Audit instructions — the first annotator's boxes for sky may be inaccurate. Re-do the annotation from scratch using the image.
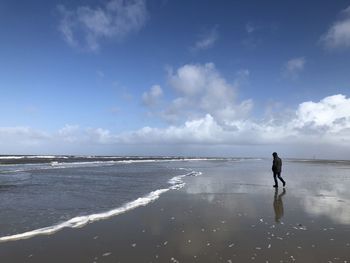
[1,0,350,158]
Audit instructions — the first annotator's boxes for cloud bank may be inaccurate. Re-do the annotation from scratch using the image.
[57,0,148,51]
[1,62,350,157]
[126,94,350,148]
[2,93,350,157]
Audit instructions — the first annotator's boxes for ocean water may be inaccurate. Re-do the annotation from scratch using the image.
[0,156,207,241]
[1,155,350,250]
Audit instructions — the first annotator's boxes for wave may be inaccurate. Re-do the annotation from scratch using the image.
[0,160,162,174]
[0,155,257,162]
[49,157,260,167]
[0,155,67,159]
[0,170,201,243]
[45,159,208,169]
[1,157,260,176]
[0,159,208,185]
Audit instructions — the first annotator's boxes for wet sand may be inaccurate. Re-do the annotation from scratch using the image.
[1,159,350,262]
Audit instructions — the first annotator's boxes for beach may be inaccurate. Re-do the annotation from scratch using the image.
[1,158,350,262]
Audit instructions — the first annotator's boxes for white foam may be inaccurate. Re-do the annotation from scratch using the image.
[41,158,226,169]
[50,160,118,168]
[1,157,256,175]
[47,159,174,169]
[0,155,63,159]
[0,156,26,159]
[1,158,208,179]
[0,170,199,243]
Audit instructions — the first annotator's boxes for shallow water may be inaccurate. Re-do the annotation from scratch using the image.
[0,158,189,237]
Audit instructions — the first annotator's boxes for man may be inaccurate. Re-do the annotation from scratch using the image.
[272,152,286,188]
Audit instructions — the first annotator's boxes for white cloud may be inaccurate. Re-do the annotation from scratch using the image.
[290,94,350,145]
[57,6,77,47]
[118,114,224,144]
[167,63,252,126]
[57,0,148,51]
[0,127,49,140]
[0,127,50,150]
[142,85,163,107]
[295,94,350,127]
[283,57,306,79]
[169,63,210,96]
[86,128,114,144]
[321,5,350,49]
[1,94,350,157]
[192,26,219,52]
[122,94,350,148]
[58,124,80,143]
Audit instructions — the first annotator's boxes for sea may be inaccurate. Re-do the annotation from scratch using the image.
[0,155,210,241]
[1,155,350,245]
[2,155,350,262]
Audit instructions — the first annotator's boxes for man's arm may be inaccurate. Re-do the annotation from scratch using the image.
[272,159,277,171]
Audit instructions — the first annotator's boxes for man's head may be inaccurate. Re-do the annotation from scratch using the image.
[272,152,278,158]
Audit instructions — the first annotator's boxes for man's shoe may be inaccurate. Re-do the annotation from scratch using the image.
[273,185,278,188]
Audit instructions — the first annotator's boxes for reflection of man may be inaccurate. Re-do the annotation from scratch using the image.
[272,152,286,188]
[273,188,286,223]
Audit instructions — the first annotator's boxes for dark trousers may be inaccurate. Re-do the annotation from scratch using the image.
[273,172,285,186]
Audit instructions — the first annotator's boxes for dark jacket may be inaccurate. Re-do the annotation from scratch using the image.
[272,156,282,173]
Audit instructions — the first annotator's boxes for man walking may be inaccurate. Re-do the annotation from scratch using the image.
[272,152,286,188]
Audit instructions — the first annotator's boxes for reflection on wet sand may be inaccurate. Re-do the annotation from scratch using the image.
[273,188,286,223]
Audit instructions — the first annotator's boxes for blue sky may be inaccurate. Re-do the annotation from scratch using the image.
[1,0,350,158]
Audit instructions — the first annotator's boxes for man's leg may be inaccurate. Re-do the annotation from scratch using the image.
[273,173,278,187]
[277,173,286,187]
